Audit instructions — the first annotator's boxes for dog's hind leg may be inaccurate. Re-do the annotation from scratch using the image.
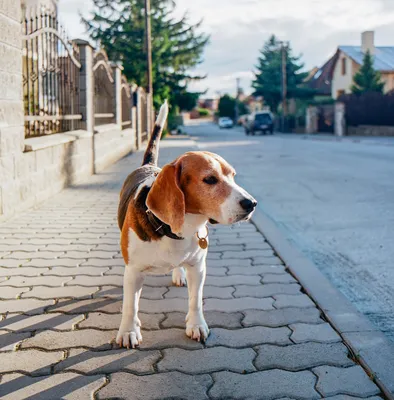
[116,266,144,349]
[172,267,187,287]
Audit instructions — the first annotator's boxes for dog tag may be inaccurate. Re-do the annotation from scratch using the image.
[198,237,208,250]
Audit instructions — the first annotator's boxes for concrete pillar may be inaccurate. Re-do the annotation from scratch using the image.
[305,106,318,134]
[0,0,25,217]
[112,63,123,130]
[75,39,94,134]
[136,88,142,150]
[335,102,346,137]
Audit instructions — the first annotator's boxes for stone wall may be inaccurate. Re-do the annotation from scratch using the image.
[347,125,394,136]
[0,0,140,222]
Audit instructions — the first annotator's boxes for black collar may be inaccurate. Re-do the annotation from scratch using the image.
[146,210,184,240]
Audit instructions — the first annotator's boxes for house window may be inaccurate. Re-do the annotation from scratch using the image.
[342,58,347,75]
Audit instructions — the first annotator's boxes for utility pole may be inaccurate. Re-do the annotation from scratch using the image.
[280,41,288,133]
[144,0,153,132]
[234,77,240,123]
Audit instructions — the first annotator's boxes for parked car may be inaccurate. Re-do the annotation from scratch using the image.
[244,112,274,135]
[218,117,234,129]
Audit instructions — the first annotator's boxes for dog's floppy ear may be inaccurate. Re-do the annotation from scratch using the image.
[146,162,185,235]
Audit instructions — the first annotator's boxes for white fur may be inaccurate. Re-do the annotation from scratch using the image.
[116,214,209,348]
[156,100,169,129]
[134,175,156,200]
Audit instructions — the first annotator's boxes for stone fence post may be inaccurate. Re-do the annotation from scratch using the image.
[135,88,142,150]
[335,102,346,137]
[75,39,94,134]
[112,63,123,130]
[0,0,25,218]
[305,106,318,134]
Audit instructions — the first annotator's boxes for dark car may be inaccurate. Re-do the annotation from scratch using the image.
[245,112,274,135]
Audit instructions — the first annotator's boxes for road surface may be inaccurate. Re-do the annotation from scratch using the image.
[186,121,394,342]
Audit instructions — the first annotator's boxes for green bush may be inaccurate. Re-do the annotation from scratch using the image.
[198,108,210,117]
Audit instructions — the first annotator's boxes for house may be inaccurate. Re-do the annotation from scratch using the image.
[305,53,339,100]
[198,98,219,111]
[22,0,58,15]
[331,31,394,99]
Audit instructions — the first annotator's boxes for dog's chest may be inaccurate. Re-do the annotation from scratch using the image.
[127,229,205,272]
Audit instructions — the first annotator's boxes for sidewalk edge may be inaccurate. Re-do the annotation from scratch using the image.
[251,208,394,399]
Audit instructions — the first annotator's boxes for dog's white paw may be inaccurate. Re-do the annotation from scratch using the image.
[116,326,142,349]
[186,313,209,342]
[172,267,187,287]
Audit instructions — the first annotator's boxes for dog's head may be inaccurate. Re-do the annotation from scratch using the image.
[146,151,257,235]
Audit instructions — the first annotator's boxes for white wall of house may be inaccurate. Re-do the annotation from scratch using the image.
[331,51,360,99]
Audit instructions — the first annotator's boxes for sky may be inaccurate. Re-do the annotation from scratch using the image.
[59,0,394,97]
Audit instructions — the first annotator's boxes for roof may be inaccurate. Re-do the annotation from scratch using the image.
[305,52,339,96]
[339,46,394,71]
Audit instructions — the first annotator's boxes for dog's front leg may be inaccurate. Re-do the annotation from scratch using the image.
[185,260,209,342]
[116,266,144,349]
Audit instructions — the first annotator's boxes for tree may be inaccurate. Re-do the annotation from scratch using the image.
[218,94,235,119]
[252,35,313,113]
[351,51,384,95]
[82,0,209,110]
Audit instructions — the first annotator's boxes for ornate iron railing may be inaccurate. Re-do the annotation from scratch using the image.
[22,11,82,138]
[93,49,115,126]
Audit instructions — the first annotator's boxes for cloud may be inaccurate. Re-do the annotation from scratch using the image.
[58,0,394,96]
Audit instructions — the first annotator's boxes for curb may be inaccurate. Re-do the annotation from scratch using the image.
[251,207,394,399]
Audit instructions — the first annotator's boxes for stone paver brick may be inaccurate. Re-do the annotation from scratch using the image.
[45,244,95,252]
[228,265,285,275]
[68,275,123,286]
[24,259,83,268]
[0,267,46,277]
[206,275,261,286]
[1,276,72,287]
[262,273,297,283]
[206,326,291,348]
[210,244,244,252]
[139,298,188,313]
[61,251,118,259]
[204,297,274,312]
[0,350,64,375]
[104,266,124,275]
[0,245,42,252]
[208,258,252,268]
[22,286,99,299]
[206,252,221,260]
[274,294,315,308]
[162,311,243,329]
[243,307,323,327]
[165,285,234,299]
[0,286,31,299]
[80,258,124,267]
[234,283,301,298]
[144,275,172,287]
[0,259,30,268]
[78,312,164,330]
[42,266,110,276]
[3,251,65,260]
[0,331,31,351]
[324,396,382,400]
[0,299,54,314]
[290,323,342,343]
[0,313,84,332]
[206,267,228,276]
[54,348,161,374]
[210,370,319,400]
[255,342,354,371]
[93,286,123,298]
[47,298,122,314]
[0,372,106,400]
[97,372,212,400]
[313,365,380,397]
[244,242,272,250]
[253,256,283,265]
[222,250,274,259]
[158,346,256,373]
[21,329,115,350]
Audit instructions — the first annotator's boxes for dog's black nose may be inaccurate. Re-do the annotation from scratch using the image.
[240,198,257,212]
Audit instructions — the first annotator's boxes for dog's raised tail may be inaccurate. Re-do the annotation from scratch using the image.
[142,100,169,166]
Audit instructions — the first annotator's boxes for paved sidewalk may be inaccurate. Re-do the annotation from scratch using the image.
[0,139,382,399]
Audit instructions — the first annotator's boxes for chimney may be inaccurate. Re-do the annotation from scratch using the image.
[362,31,375,55]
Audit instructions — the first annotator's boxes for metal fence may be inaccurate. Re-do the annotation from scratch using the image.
[93,50,115,127]
[22,11,83,137]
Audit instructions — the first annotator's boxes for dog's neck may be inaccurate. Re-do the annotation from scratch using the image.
[182,214,208,238]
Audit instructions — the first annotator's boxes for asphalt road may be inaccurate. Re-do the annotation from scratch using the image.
[185,121,394,342]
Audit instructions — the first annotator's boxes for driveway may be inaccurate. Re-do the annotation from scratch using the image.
[187,121,394,342]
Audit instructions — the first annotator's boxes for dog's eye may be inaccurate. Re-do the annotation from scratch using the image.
[203,176,218,185]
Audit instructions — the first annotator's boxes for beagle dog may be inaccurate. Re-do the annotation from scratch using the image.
[116,101,257,348]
